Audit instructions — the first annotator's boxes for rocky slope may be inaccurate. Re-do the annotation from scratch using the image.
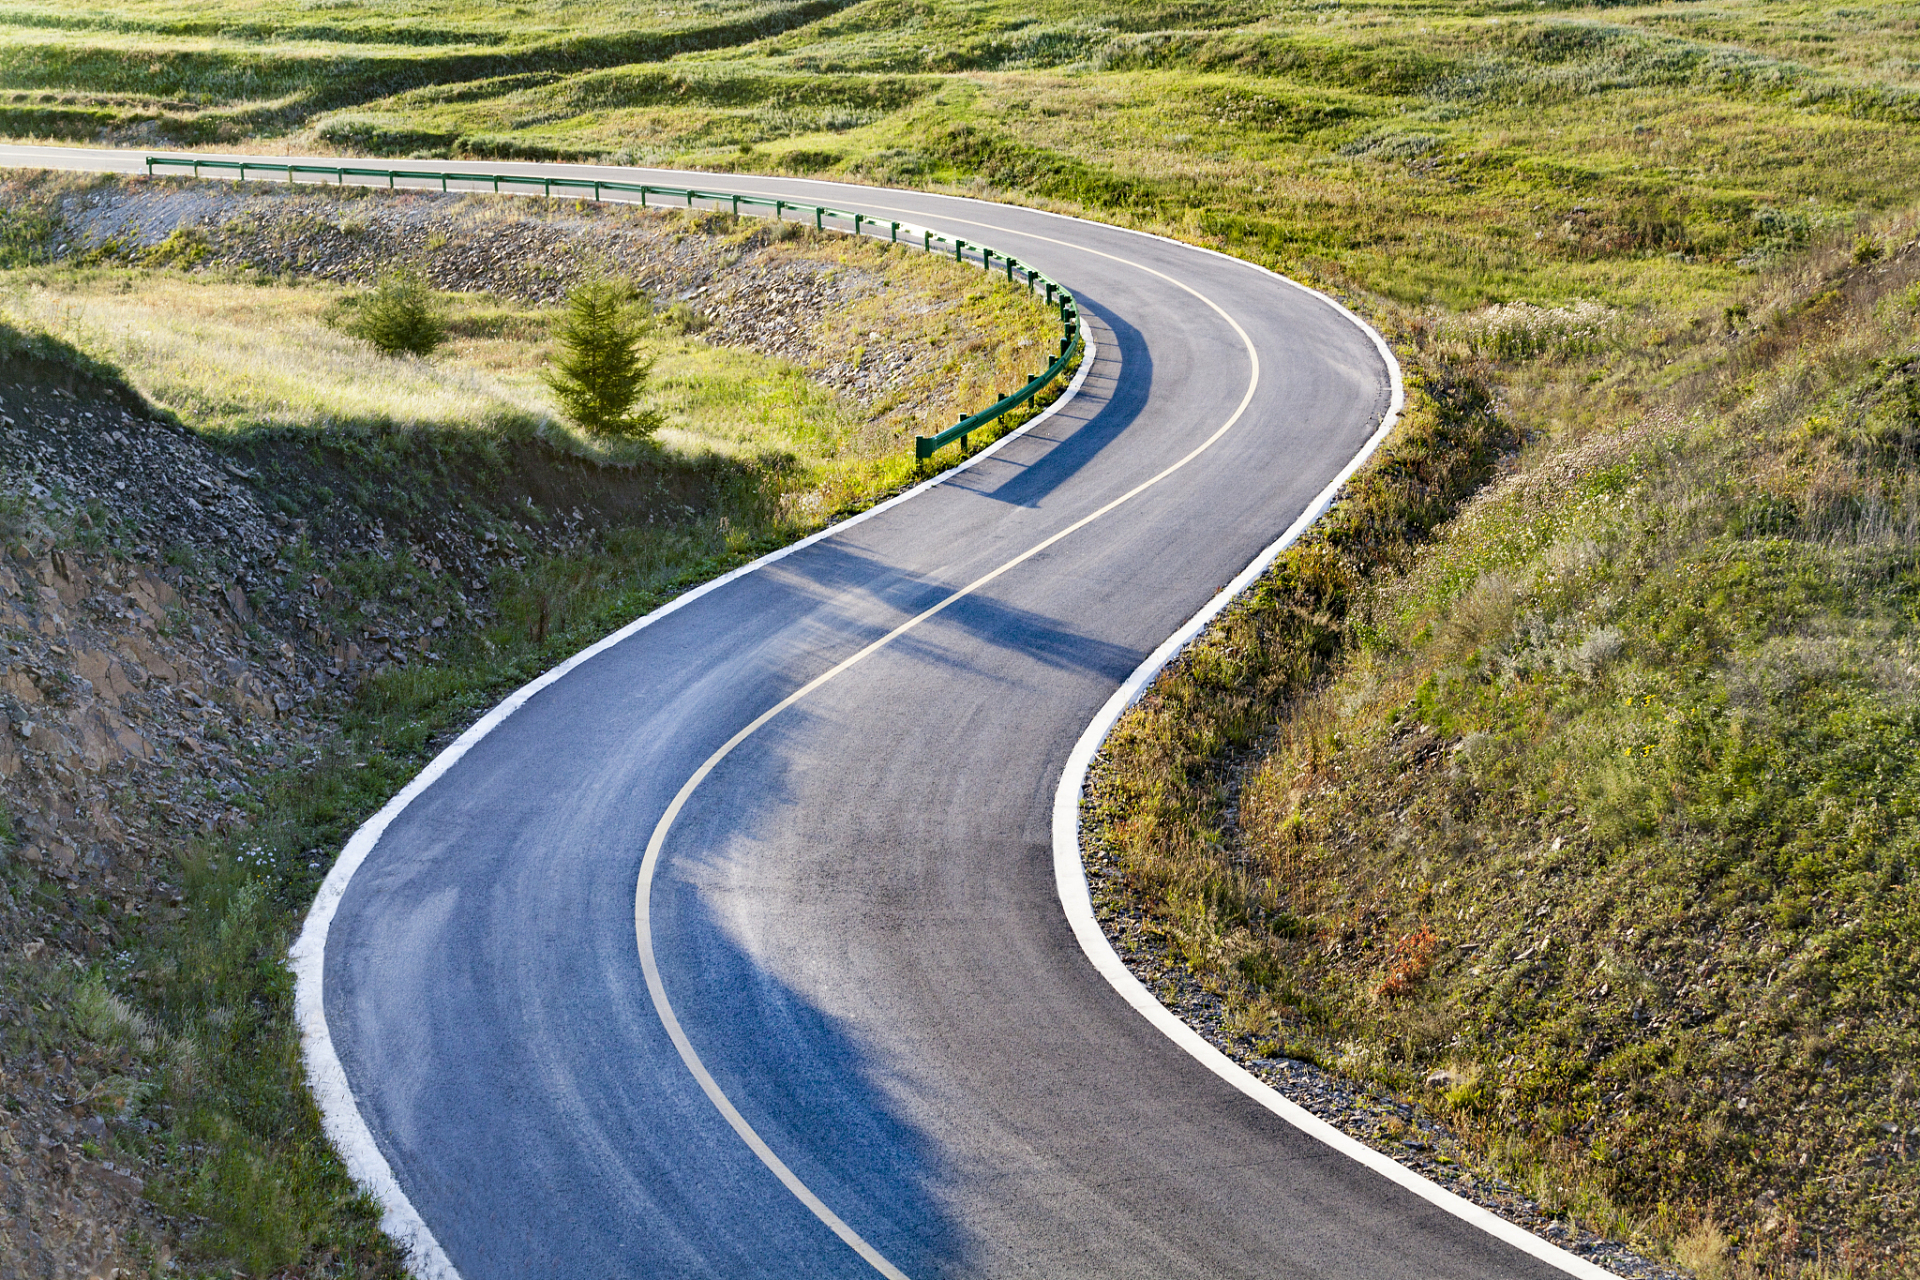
[0,350,325,1277]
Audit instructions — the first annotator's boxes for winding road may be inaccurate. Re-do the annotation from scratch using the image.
[2,145,1602,1280]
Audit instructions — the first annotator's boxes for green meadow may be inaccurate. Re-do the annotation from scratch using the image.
[5,0,1920,318]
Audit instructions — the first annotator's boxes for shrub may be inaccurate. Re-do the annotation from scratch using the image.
[1458,300,1616,361]
[0,202,60,268]
[143,226,211,270]
[659,300,709,335]
[342,269,446,357]
[1374,925,1439,1000]
[544,280,663,440]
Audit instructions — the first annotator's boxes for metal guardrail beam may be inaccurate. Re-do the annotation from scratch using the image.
[143,154,1082,463]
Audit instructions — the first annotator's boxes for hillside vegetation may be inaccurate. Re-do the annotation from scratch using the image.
[7,0,1920,310]
[7,0,1920,1275]
[1092,218,1920,1277]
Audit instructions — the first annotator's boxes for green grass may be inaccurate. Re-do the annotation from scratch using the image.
[8,0,1920,317]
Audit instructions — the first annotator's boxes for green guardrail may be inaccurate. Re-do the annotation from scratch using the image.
[144,155,1082,463]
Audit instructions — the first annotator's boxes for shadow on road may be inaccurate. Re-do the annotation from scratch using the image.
[653,841,975,1278]
[749,536,1143,685]
[945,303,1150,509]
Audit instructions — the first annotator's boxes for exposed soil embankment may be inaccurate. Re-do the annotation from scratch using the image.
[0,355,326,1276]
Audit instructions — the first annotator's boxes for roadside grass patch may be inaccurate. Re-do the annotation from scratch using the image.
[1087,223,1920,1273]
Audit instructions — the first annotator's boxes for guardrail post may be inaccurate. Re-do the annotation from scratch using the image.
[687,189,695,208]
[593,181,602,201]
[1006,255,1015,282]
[891,221,899,243]
[775,199,783,219]
[923,230,931,252]
[982,248,992,272]
[955,238,964,262]
[814,206,823,230]
[854,213,864,237]
[732,194,740,216]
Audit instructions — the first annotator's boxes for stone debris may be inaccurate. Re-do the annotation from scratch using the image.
[0,517,302,1268]
[0,356,412,1277]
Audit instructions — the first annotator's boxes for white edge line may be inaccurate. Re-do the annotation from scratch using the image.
[1048,297,1615,1280]
[285,327,1097,1278]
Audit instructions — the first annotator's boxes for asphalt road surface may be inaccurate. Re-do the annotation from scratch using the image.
[2,145,1587,1280]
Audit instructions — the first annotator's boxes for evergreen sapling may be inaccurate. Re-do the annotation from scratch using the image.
[545,280,664,440]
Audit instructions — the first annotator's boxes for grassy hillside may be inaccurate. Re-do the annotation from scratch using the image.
[7,0,1920,1274]
[6,0,1920,312]
[1088,218,1920,1276]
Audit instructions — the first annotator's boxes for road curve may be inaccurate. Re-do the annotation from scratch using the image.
[2,145,1591,1280]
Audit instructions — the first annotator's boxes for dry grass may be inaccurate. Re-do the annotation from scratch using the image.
[0,277,550,434]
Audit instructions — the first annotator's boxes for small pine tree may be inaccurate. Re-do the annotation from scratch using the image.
[544,280,664,440]
[344,268,446,357]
